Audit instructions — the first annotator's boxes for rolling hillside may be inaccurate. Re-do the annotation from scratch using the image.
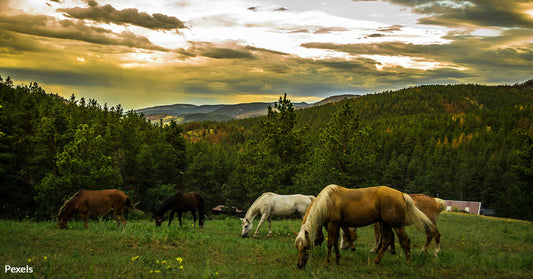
[136,101,310,123]
[137,95,360,124]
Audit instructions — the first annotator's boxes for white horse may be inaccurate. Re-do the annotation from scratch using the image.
[241,192,315,238]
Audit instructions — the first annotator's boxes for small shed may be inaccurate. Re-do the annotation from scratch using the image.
[444,200,482,215]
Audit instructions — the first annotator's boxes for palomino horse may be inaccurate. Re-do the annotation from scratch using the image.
[340,194,446,256]
[241,193,315,238]
[57,189,143,229]
[295,185,436,269]
[154,192,205,227]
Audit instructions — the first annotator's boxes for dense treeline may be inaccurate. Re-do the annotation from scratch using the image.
[1,76,532,220]
[0,77,187,219]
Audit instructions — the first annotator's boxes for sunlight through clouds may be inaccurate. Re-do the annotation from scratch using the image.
[0,0,531,109]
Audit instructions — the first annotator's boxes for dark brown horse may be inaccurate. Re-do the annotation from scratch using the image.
[154,192,205,227]
[340,194,446,256]
[295,185,436,269]
[56,189,143,229]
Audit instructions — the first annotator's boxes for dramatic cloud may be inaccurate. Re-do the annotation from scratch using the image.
[0,14,167,51]
[58,1,186,30]
[0,0,531,109]
[353,0,533,28]
[302,28,533,82]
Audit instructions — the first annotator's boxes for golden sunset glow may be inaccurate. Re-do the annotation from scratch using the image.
[0,0,532,109]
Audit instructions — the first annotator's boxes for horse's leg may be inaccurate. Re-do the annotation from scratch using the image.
[81,213,89,229]
[254,214,269,237]
[191,210,197,227]
[267,219,272,237]
[374,222,393,264]
[326,222,341,265]
[315,227,325,246]
[433,227,441,256]
[177,211,182,226]
[119,210,127,228]
[340,226,355,251]
[392,227,411,263]
[339,227,346,250]
[370,222,380,253]
[168,211,175,226]
[198,205,205,228]
[422,228,432,253]
[350,227,357,251]
[390,230,396,254]
[114,212,121,228]
[115,211,126,228]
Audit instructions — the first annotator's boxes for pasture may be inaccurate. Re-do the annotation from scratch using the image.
[0,213,531,278]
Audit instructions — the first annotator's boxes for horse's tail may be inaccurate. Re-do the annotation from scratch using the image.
[434,198,447,212]
[403,193,436,234]
[126,197,144,215]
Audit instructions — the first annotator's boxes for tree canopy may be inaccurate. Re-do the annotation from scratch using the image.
[1,76,532,220]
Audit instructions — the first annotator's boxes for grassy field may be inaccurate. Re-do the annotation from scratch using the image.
[0,212,531,278]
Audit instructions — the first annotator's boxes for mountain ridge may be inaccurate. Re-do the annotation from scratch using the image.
[137,94,360,124]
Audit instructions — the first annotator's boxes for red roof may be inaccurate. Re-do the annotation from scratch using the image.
[444,200,482,215]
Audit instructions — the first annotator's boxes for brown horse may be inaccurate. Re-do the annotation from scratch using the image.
[57,189,143,229]
[340,194,446,256]
[153,192,205,227]
[295,185,436,269]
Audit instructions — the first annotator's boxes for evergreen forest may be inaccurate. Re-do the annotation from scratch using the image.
[1,76,532,221]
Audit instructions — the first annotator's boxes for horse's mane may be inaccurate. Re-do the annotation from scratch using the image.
[296,185,338,247]
[245,192,274,221]
[434,198,447,212]
[58,190,83,217]
[155,193,182,215]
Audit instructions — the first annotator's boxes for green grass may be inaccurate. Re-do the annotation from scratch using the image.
[0,213,531,278]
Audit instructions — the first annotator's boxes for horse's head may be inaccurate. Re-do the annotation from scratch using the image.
[57,214,68,229]
[153,210,164,227]
[295,230,311,269]
[240,218,253,238]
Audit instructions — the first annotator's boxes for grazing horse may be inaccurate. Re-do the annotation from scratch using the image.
[241,193,315,238]
[295,185,436,269]
[154,192,205,227]
[56,189,143,229]
[340,194,446,256]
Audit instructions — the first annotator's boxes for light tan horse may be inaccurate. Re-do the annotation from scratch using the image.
[340,194,446,256]
[57,189,143,229]
[295,185,436,269]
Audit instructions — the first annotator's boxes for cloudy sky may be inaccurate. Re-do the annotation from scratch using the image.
[1,0,532,109]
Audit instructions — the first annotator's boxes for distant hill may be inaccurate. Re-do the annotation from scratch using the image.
[312,94,360,106]
[137,101,312,124]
